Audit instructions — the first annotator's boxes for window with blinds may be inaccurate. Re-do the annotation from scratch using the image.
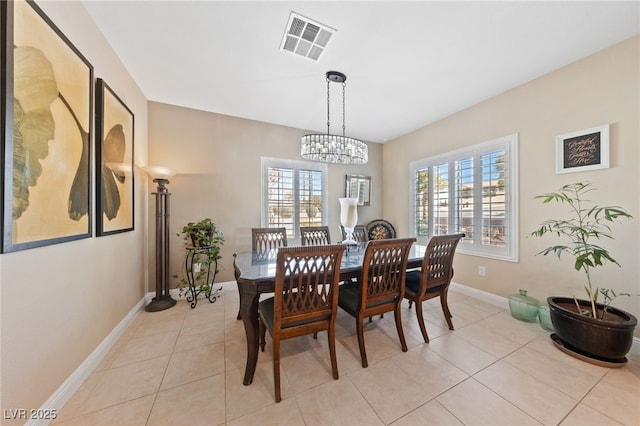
[415,169,429,236]
[262,158,327,239]
[455,156,474,242]
[409,134,518,262]
[481,150,507,248]
[433,163,449,236]
[298,169,323,228]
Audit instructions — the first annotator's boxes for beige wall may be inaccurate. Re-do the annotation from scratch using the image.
[148,102,383,285]
[2,3,637,416]
[383,36,640,330]
[1,1,149,416]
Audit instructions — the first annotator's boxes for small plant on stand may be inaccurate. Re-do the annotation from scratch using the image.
[173,218,224,308]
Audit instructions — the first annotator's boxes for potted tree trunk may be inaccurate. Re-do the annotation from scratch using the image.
[531,182,636,365]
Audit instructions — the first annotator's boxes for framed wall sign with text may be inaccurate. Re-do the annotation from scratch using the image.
[556,124,610,174]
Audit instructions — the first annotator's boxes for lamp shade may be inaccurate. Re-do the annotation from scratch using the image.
[143,165,176,180]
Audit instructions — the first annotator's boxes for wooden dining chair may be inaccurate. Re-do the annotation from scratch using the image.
[300,226,332,245]
[405,233,464,343]
[252,227,288,252]
[338,237,416,367]
[236,227,289,320]
[340,224,368,244]
[258,244,346,402]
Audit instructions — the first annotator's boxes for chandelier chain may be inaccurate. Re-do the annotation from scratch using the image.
[342,82,346,137]
[326,78,331,135]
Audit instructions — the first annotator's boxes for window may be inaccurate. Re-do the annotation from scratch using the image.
[262,157,327,239]
[410,134,518,261]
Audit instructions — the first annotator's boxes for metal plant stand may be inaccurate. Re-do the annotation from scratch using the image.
[184,246,222,309]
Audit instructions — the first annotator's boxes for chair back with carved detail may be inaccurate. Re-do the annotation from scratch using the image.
[252,227,288,253]
[258,244,346,402]
[235,227,289,320]
[300,226,332,245]
[340,225,368,243]
[404,233,464,343]
[338,237,415,367]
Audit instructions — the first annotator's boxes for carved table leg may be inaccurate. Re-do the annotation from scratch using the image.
[236,281,242,320]
[239,280,260,385]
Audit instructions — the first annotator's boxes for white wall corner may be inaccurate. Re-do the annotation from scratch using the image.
[26,298,146,426]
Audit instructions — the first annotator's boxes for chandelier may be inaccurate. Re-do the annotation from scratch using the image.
[301,71,368,164]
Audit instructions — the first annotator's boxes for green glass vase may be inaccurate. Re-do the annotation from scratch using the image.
[508,289,540,322]
[537,304,554,331]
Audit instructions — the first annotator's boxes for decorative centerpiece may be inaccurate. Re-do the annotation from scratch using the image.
[339,197,359,245]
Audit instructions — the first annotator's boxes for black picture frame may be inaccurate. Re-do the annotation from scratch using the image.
[1,0,94,252]
[555,124,610,174]
[95,78,134,236]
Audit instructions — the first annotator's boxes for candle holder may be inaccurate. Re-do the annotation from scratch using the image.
[339,197,359,245]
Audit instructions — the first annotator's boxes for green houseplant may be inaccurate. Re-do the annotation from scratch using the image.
[531,182,636,363]
[174,218,224,308]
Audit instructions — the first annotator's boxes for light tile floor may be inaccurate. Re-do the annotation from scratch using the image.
[54,285,640,426]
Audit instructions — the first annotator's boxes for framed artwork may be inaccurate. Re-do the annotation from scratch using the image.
[556,124,610,174]
[95,78,134,236]
[345,174,371,206]
[1,0,93,252]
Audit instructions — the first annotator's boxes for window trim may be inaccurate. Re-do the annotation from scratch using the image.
[261,157,328,239]
[409,134,519,262]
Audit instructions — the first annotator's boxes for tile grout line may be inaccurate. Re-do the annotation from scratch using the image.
[145,307,188,424]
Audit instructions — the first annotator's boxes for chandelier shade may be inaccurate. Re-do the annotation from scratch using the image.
[301,71,368,164]
[301,134,368,164]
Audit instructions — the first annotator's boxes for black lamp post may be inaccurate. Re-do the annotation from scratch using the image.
[144,166,177,312]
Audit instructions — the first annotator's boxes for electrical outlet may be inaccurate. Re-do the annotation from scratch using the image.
[478,266,486,276]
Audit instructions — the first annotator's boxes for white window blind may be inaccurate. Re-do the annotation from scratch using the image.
[410,134,518,261]
[262,158,327,239]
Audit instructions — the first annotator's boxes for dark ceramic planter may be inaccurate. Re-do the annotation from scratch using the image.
[189,226,214,247]
[548,297,637,363]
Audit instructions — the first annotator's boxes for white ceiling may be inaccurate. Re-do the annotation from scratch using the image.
[82,1,639,143]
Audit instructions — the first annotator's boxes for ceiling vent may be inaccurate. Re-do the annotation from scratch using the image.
[280,12,335,61]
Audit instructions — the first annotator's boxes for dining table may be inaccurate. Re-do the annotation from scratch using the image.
[233,243,428,385]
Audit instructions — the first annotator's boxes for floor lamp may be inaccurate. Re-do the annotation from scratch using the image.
[144,166,177,312]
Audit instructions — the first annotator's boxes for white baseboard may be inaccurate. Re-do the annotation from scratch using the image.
[450,281,510,310]
[27,298,146,426]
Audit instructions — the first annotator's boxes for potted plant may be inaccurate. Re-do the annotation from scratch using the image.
[174,218,224,308]
[531,182,636,364]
